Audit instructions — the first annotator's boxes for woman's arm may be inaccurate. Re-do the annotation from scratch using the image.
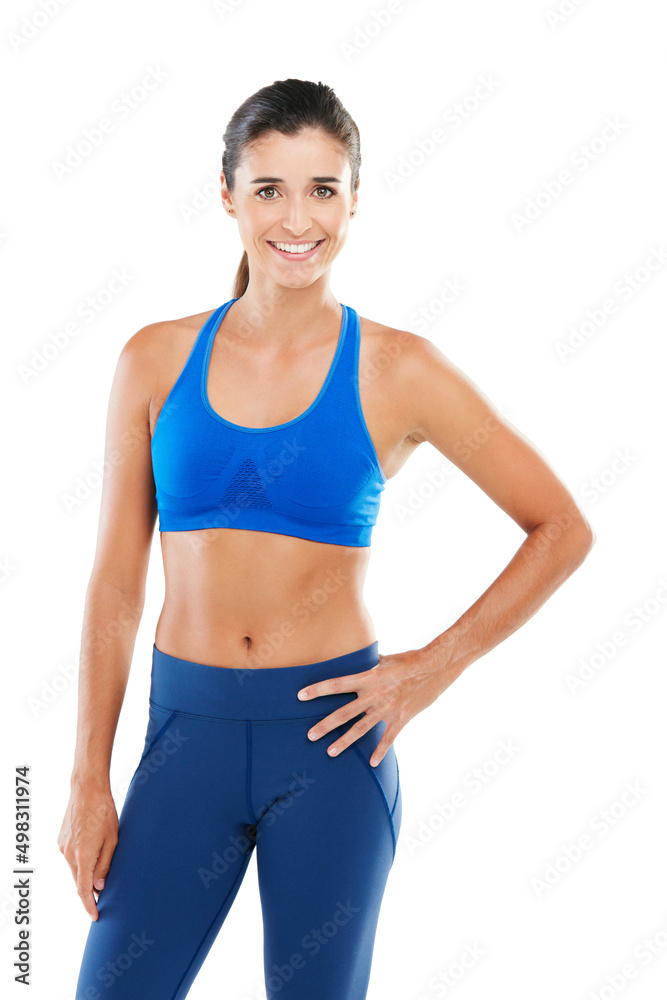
[58,324,159,919]
[401,334,596,690]
[293,330,596,766]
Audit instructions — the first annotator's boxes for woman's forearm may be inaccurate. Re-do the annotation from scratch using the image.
[419,517,595,692]
[70,578,145,790]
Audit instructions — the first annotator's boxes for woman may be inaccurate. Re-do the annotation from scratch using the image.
[59,78,595,999]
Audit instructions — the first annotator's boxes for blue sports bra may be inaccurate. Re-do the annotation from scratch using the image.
[150,298,387,546]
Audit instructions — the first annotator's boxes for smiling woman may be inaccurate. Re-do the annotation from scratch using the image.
[61,77,595,1000]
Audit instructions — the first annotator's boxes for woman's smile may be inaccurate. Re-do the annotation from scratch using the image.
[266,238,326,259]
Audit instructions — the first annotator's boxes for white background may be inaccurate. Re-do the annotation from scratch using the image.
[2,1,666,998]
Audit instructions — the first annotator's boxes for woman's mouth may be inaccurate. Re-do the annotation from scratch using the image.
[267,239,325,260]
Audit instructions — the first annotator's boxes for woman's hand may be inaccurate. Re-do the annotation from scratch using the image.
[297,646,451,766]
[57,779,119,921]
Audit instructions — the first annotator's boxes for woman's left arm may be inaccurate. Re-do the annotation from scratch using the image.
[404,334,596,695]
[298,334,596,764]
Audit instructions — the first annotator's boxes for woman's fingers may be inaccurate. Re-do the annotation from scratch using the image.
[309,712,378,756]
[367,728,398,767]
[93,834,118,892]
[76,856,101,920]
[297,667,377,702]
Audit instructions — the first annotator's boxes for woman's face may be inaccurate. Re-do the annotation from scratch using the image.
[222,127,357,289]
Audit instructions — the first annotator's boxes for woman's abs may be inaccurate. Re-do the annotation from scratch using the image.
[155,529,376,668]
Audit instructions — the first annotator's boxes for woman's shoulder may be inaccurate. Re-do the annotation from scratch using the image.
[114,307,218,430]
[121,306,216,359]
[357,311,456,385]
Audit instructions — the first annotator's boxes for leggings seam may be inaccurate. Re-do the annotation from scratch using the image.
[139,711,179,764]
[390,754,400,817]
[170,844,255,1000]
[149,698,328,726]
[246,722,259,825]
[350,743,397,861]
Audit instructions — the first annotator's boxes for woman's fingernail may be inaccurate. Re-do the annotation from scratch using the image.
[94,879,105,889]
[297,690,308,700]
[328,747,338,756]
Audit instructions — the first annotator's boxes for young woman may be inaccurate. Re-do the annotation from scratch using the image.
[59,78,595,999]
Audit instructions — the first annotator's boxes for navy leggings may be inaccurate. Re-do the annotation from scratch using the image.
[75,640,402,999]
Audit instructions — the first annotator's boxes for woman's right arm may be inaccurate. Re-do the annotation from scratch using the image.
[57,324,160,920]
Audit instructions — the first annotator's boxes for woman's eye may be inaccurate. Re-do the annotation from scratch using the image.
[257,186,335,200]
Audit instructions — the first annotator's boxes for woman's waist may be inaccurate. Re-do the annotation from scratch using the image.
[154,597,376,669]
[148,638,380,720]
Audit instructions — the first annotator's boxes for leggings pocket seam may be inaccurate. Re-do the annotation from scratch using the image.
[350,743,397,861]
[140,710,179,764]
[390,755,400,818]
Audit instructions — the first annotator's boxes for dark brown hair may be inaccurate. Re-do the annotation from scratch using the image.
[221,79,361,298]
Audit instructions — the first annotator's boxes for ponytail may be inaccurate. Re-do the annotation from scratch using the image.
[232,250,249,298]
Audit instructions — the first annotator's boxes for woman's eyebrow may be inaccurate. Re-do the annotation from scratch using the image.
[249,175,342,184]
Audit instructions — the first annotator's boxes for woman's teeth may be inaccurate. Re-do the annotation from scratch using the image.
[268,240,323,254]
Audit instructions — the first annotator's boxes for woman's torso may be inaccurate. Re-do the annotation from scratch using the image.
[148,297,418,669]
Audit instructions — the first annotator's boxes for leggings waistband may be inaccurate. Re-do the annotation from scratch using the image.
[149,641,379,721]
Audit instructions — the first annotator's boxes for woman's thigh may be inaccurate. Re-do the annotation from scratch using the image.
[251,716,402,1000]
[74,706,257,1000]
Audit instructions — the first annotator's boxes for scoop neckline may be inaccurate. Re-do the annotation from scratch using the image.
[200,298,348,434]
